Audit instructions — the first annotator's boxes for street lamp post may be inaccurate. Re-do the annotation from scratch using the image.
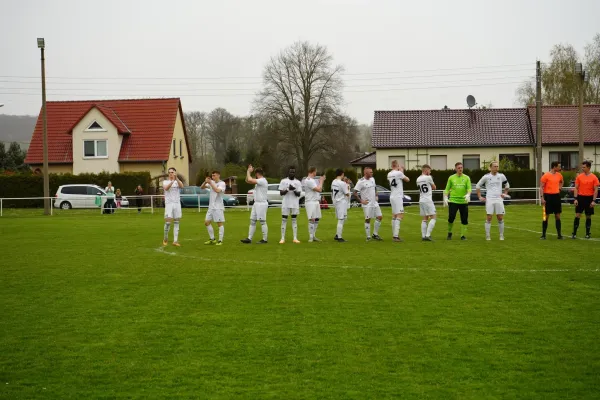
[38,37,50,215]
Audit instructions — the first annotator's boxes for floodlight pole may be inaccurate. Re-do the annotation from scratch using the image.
[39,38,50,215]
[535,60,542,203]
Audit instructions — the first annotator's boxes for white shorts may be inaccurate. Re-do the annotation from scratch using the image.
[282,207,300,216]
[363,205,382,219]
[390,198,404,215]
[205,208,225,223]
[251,202,268,221]
[419,201,437,217]
[486,200,505,215]
[164,203,182,219]
[334,203,347,220]
[305,201,322,220]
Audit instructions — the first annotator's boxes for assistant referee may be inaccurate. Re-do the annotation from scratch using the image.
[572,160,599,239]
[540,161,564,239]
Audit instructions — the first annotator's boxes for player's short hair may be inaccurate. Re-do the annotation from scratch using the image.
[308,166,317,174]
[364,166,372,171]
[255,167,264,176]
[550,161,560,169]
[391,160,398,167]
[582,160,592,168]
[168,167,176,173]
[489,161,499,168]
[335,168,344,177]
[455,162,463,167]
[288,166,296,171]
[211,170,220,175]
[422,164,431,170]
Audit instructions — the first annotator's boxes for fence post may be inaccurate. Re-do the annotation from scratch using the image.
[1,198,2,217]
[151,195,154,214]
[50,197,53,216]
[198,195,200,213]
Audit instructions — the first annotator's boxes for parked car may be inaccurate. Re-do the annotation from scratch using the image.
[469,184,511,206]
[562,179,600,204]
[247,183,305,206]
[350,185,412,207]
[54,184,129,209]
[180,186,239,208]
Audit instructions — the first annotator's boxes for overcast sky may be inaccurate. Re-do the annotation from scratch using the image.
[1,0,599,124]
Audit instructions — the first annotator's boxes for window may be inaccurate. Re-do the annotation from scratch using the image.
[61,186,87,195]
[388,156,405,168]
[462,155,480,170]
[429,155,447,170]
[179,140,183,158]
[83,140,107,158]
[85,121,105,131]
[268,184,279,191]
[500,154,530,169]
[86,186,103,195]
[549,151,578,170]
[173,139,176,157]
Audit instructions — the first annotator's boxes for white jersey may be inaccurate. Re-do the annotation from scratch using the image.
[416,175,435,203]
[279,178,302,209]
[387,170,406,199]
[253,177,268,203]
[303,177,321,202]
[208,180,227,210]
[331,179,349,204]
[476,173,509,200]
[162,180,181,205]
[354,177,377,206]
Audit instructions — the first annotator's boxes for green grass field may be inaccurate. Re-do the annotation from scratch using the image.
[1,204,599,399]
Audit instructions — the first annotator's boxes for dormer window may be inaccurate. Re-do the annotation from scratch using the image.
[86,120,106,131]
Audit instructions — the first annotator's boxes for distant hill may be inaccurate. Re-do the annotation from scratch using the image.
[0,114,37,150]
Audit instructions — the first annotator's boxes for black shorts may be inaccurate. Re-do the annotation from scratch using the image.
[543,194,562,214]
[575,196,595,215]
[448,202,469,225]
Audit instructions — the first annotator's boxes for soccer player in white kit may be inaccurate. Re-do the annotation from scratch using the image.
[201,170,227,246]
[387,160,410,242]
[302,166,326,242]
[416,164,437,241]
[162,167,184,246]
[331,168,350,242]
[278,166,302,244]
[241,165,269,244]
[353,167,383,241]
[476,161,510,240]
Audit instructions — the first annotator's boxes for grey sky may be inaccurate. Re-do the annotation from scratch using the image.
[1,0,599,124]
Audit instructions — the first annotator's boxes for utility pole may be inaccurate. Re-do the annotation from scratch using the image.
[38,38,50,215]
[535,60,542,203]
[575,62,588,170]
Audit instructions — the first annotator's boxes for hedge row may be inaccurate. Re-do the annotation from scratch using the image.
[0,172,152,208]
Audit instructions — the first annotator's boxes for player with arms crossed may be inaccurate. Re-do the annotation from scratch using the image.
[201,170,227,245]
[476,161,510,240]
[354,167,383,241]
[162,167,184,246]
[278,166,302,244]
[416,164,437,241]
[302,167,326,242]
[331,168,350,242]
[540,161,564,239]
[571,160,599,239]
[387,160,410,242]
[444,162,472,240]
[241,165,269,244]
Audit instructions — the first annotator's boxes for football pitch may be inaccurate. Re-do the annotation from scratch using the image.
[1,204,599,399]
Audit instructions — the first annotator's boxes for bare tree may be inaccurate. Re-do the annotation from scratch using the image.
[206,108,240,165]
[254,41,344,173]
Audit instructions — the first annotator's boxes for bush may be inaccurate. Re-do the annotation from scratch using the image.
[0,171,151,208]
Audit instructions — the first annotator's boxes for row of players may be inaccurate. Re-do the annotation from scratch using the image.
[161,159,539,246]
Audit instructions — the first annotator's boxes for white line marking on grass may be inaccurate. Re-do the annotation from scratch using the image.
[503,225,600,241]
[153,247,598,273]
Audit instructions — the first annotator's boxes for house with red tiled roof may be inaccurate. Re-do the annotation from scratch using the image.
[528,105,600,170]
[349,151,376,174]
[24,98,191,180]
[371,106,600,172]
[372,108,534,171]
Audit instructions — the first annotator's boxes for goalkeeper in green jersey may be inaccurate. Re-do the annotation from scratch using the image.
[443,162,472,240]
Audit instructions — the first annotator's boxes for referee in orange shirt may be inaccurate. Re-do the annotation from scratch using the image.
[540,161,564,239]
[572,160,599,239]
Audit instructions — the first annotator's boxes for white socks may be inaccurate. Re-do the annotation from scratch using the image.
[337,219,345,238]
[426,219,436,237]
[374,219,381,235]
[218,226,224,241]
[173,221,179,242]
[392,218,400,238]
[206,225,215,240]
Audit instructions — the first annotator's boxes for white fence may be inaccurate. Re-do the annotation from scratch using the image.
[0,188,555,217]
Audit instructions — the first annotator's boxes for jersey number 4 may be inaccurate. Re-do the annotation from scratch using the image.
[419,184,429,193]
[390,179,397,188]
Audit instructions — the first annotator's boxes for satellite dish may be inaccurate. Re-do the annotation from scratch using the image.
[467,95,477,109]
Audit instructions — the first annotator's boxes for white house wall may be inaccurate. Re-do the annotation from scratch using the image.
[72,108,122,174]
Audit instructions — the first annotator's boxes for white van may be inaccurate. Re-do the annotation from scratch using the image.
[54,184,128,209]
